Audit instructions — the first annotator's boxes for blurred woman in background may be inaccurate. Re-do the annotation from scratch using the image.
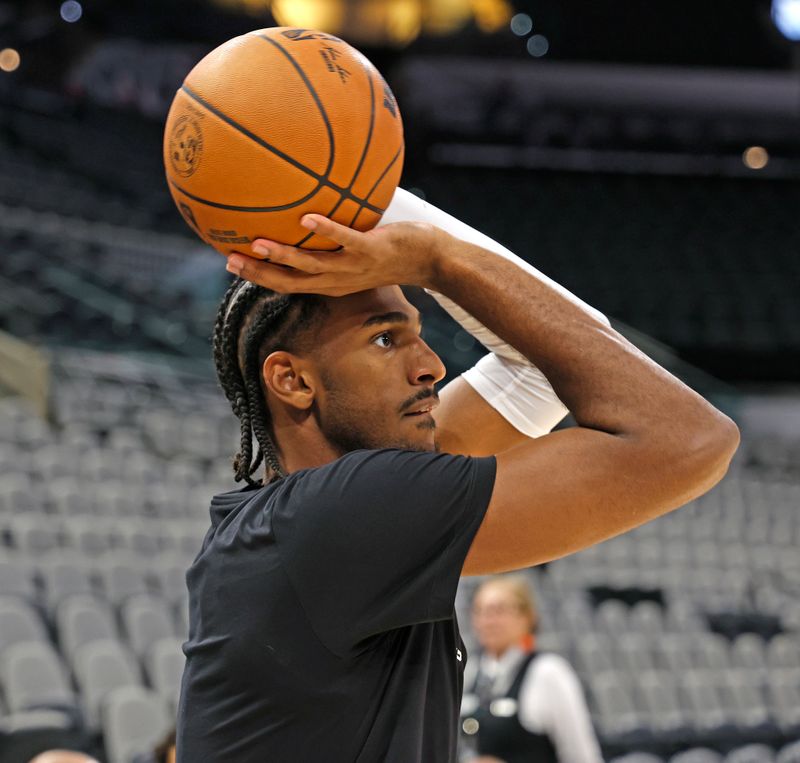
[461,575,603,763]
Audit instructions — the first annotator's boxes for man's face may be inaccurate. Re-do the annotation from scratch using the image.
[309,286,447,455]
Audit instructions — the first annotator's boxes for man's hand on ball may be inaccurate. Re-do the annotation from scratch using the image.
[225,215,446,296]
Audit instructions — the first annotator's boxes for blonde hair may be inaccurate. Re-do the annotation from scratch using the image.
[474,574,538,632]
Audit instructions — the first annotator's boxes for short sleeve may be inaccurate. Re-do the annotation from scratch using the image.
[272,449,496,656]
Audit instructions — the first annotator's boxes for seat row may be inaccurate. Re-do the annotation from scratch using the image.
[0,552,190,611]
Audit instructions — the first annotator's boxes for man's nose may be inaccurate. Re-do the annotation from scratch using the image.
[411,339,446,384]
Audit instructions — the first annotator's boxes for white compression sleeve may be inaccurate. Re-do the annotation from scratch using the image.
[378,188,611,437]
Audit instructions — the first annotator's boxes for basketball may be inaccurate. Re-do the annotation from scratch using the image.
[163,27,404,255]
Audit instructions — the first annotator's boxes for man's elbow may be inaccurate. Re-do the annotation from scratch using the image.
[682,411,740,490]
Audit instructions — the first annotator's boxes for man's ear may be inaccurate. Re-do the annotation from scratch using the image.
[262,351,315,411]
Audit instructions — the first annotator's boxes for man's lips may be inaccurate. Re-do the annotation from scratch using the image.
[403,399,440,416]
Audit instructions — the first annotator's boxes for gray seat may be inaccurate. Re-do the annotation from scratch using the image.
[767,634,800,670]
[719,670,770,728]
[0,641,77,714]
[62,517,114,555]
[575,633,615,675]
[616,632,656,672]
[655,634,694,673]
[94,553,151,605]
[56,594,118,661]
[777,740,800,763]
[730,633,767,672]
[0,707,75,732]
[628,600,665,635]
[121,594,174,658]
[152,560,187,606]
[0,559,37,601]
[38,551,95,609]
[145,636,185,713]
[693,633,731,671]
[73,638,142,730]
[669,749,723,763]
[102,685,172,763]
[0,597,48,653]
[724,745,775,763]
[112,519,162,557]
[610,755,664,763]
[679,671,728,731]
[635,670,687,732]
[7,514,60,553]
[589,670,642,736]
[174,597,189,639]
[48,475,94,516]
[594,599,629,635]
[766,668,800,731]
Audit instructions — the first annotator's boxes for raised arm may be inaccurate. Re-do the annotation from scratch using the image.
[225,216,740,575]
[423,235,739,573]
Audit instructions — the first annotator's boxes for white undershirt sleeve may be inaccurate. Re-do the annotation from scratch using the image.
[517,654,604,763]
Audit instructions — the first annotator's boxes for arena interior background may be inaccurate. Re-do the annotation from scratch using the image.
[0,1,799,762]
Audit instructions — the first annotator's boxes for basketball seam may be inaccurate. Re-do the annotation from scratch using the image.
[255,34,336,182]
[292,66,377,248]
[181,84,325,186]
[349,144,404,229]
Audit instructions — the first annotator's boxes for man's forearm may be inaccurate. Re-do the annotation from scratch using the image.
[427,234,729,440]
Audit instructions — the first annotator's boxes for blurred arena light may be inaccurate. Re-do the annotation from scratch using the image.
[0,47,20,72]
[526,33,549,57]
[218,0,511,45]
[509,12,532,36]
[743,145,769,169]
[772,0,800,40]
[60,0,83,23]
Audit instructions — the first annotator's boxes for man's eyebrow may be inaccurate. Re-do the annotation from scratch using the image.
[361,311,423,329]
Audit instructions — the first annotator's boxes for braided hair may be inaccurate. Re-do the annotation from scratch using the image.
[212,277,328,487]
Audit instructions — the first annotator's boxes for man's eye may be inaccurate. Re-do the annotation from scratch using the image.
[373,332,393,348]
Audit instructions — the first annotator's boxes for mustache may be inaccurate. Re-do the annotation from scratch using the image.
[398,388,439,415]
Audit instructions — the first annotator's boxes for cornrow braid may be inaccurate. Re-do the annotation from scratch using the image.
[211,276,328,487]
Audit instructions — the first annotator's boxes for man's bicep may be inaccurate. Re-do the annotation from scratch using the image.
[462,427,698,576]
[434,376,529,457]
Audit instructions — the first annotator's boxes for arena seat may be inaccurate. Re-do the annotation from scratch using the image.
[724,744,776,763]
[144,637,185,714]
[669,749,724,763]
[777,740,800,763]
[0,642,77,717]
[72,638,142,730]
[38,552,96,611]
[120,595,175,659]
[56,595,118,662]
[0,598,49,654]
[101,685,172,763]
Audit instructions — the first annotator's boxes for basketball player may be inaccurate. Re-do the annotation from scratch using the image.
[175,191,739,762]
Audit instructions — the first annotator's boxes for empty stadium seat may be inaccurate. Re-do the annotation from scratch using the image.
[101,685,172,763]
[38,551,96,610]
[145,636,185,713]
[777,740,800,763]
[724,745,776,763]
[0,641,77,716]
[0,559,37,601]
[56,595,118,661]
[0,598,48,654]
[72,638,142,730]
[93,553,151,605]
[120,595,174,658]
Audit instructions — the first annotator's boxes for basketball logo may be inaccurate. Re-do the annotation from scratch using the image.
[169,115,203,178]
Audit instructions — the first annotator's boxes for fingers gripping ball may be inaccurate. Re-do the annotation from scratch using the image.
[163,27,405,255]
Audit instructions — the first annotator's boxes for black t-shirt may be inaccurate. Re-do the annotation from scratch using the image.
[176,448,497,763]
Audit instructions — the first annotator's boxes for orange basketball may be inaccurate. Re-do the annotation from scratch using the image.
[163,27,404,255]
